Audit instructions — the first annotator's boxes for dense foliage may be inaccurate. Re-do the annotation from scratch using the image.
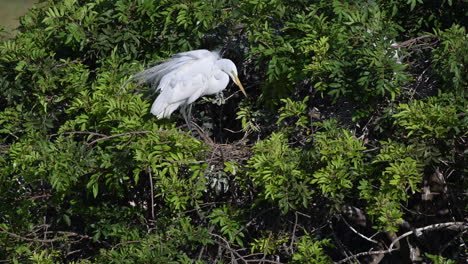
[0,0,466,263]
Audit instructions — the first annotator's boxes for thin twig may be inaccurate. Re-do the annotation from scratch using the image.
[197,244,206,261]
[341,215,378,244]
[330,221,353,262]
[54,129,196,145]
[160,158,207,164]
[28,194,52,200]
[111,240,143,250]
[0,226,90,243]
[148,166,155,220]
[221,3,245,11]
[295,211,312,218]
[88,130,148,144]
[49,131,107,138]
[210,232,246,263]
[390,35,437,48]
[43,216,48,245]
[245,260,284,264]
[191,122,215,145]
[66,249,82,256]
[289,212,299,254]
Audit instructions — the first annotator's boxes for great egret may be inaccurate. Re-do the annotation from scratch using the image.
[127,49,246,126]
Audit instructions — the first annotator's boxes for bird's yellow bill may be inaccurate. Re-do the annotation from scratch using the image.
[233,72,247,97]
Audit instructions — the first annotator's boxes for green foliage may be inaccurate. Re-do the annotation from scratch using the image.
[247,132,313,213]
[236,101,261,132]
[250,232,288,255]
[0,0,466,262]
[432,24,467,94]
[424,253,456,264]
[312,120,365,201]
[393,95,464,139]
[208,205,245,246]
[292,235,333,264]
[246,0,409,104]
[360,140,423,231]
[277,96,309,129]
[95,217,212,263]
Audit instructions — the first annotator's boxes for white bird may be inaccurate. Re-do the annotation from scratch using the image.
[127,49,246,126]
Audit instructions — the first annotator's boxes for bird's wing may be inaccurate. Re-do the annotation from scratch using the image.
[173,49,220,60]
[156,72,209,108]
[150,73,206,118]
[158,56,215,99]
[128,50,219,91]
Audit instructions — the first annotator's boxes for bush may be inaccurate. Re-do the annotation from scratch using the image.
[1,0,466,262]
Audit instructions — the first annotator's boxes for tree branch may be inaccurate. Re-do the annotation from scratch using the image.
[335,222,467,264]
[340,215,378,244]
[148,166,155,220]
[390,35,438,48]
[0,226,91,244]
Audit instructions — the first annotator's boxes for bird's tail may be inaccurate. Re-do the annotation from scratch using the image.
[125,56,193,91]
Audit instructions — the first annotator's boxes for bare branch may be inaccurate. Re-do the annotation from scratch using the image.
[148,166,155,220]
[0,226,91,244]
[221,3,245,11]
[88,131,149,144]
[111,240,143,250]
[50,131,107,138]
[335,222,468,264]
[210,232,246,262]
[289,211,299,254]
[390,35,438,48]
[340,215,378,244]
[160,158,207,164]
[245,259,284,264]
[53,129,196,145]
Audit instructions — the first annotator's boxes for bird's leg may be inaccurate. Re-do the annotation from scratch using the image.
[215,92,225,105]
[181,104,191,130]
[188,104,193,123]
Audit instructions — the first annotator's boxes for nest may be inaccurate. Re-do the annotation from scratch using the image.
[191,123,252,168]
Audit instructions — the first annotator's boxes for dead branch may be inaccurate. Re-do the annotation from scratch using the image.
[210,232,246,263]
[335,222,467,264]
[89,130,172,144]
[53,130,196,145]
[288,211,299,254]
[148,166,155,219]
[111,240,143,250]
[49,131,107,138]
[0,226,91,244]
[245,259,284,264]
[340,215,378,244]
[391,35,438,48]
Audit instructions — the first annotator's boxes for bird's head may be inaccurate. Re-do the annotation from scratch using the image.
[218,59,247,97]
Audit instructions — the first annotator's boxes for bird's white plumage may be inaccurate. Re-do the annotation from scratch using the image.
[127,49,245,121]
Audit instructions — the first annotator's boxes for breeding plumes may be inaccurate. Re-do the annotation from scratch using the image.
[126,49,246,126]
